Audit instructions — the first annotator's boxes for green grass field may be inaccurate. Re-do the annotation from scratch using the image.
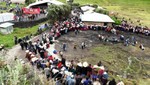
[0,25,38,48]
[81,44,150,85]
[59,0,150,28]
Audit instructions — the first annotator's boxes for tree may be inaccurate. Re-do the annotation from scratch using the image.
[47,4,71,24]
[25,0,35,5]
[66,0,74,5]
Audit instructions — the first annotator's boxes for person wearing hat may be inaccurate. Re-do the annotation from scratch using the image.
[82,62,88,75]
[76,62,83,75]
[81,42,86,50]
[101,71,109,85]
[98,66,105,79]
[117,80,124,85]
[93,78,101,85]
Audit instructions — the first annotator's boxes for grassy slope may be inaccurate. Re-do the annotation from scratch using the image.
[0,25,38,48]
[59,0,150,27]
[81,43,150,85]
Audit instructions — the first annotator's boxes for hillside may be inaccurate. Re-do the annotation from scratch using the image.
[59,0,150,28]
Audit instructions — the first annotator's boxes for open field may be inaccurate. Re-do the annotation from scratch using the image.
[59,0,150,28]
[56,30,150,85]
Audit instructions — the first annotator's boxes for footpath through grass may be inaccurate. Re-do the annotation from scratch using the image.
[59,0,150,27]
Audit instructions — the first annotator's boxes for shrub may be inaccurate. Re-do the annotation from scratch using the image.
[91,4,98,8]
[0,57,42,85]
[95,8,109,15]
[72,3,80,7]
[111,16,121,25]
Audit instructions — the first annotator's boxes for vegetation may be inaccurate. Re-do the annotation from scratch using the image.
[111,16,121,25]
[25,0,35,5]
[0,25,39,48]
[66,0,74,5]
[47,4,71,24]
[59,0,150,27]
[94,8,109,15]
[0,2,26,13]
[81,44,150,84]
[0,57,42,85]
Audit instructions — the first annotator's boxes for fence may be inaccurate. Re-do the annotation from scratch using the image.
[12,16,48,28]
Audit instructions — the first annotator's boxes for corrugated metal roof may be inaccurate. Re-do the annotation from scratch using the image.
[80,12,114,23]
[0,22,14,28]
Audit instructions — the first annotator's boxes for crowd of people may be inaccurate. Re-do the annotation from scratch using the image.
[15,7,150,85]
[22,32,125,85]
[16,11,127,85]
[115,19,150,36]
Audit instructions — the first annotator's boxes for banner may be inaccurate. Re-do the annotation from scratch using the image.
[22,8,40,14]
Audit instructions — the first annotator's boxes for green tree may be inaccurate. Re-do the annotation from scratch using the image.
[47,4,71,24]
[25,0,35,5]
[66,0,74,5]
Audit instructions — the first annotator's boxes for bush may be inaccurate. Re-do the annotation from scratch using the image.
[0,57,42,85]
[95,8,109,15]
[91,4,98,8]
[111,16,122,25]
[72,3,80,7]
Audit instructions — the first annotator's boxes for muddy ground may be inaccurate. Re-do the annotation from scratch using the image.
[55,30,150,61]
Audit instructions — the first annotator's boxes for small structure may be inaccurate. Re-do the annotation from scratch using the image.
[26,0,64,9]
[11,0,25,4]
[81,6,95,12]
[0,22,14,34]
[0,13,14,23]
[80,12,114,26]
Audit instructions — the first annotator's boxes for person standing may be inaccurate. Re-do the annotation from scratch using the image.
[19,40,24,50]
[62,43,67,51]
[14,36,18,45]
[73,43,77,50]
[81,42,85,50]
[24,41,28,50]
